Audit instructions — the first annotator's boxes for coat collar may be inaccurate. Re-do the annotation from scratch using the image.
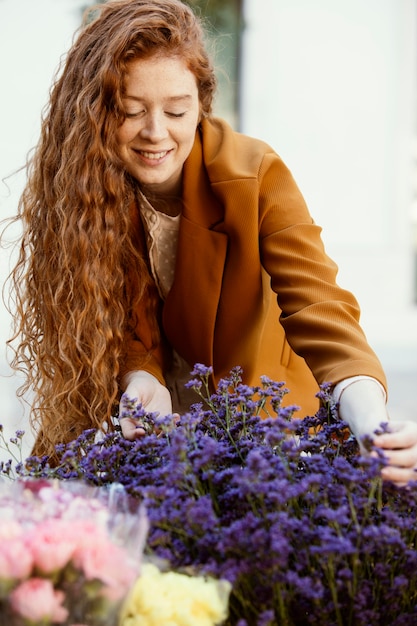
[162,123,228,370]
[181,124,224,230]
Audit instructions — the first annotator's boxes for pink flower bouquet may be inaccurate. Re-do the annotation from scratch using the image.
[0,479,147,626]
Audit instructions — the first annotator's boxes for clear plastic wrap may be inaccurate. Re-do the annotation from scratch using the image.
[0,478,147,626]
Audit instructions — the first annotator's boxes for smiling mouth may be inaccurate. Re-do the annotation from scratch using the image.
[135,149,170,160]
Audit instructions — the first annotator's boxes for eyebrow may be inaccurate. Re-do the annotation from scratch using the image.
[123,94,194,103]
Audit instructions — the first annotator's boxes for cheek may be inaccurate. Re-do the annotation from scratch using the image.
[181,119,200,150]
[116,123,134,146]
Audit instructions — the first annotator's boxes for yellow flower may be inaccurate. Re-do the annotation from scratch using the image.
[120,563,231,626]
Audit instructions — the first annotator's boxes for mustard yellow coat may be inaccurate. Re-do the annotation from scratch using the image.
[124,118,387,416]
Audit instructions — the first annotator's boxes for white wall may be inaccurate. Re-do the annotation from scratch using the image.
[240,0,417,367]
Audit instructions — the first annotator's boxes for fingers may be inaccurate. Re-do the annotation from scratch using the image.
[380,464,417,488]
[120,417,148,440]
[378,446,417,471]
[118,375,175,440]
[371,421,417,486]
[373,421,417,450]
[119,408,181,441]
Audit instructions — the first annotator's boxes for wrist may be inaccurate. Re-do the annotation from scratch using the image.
[338,379,388,440]
[122,369,160,389]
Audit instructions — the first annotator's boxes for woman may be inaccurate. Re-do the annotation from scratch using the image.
[8,0,417,483]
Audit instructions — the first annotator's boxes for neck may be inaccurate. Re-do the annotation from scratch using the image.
[141,188,182,217]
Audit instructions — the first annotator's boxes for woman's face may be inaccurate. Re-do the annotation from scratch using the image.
[117,55,201,196]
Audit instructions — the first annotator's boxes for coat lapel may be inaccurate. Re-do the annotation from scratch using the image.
[162,128,228,368]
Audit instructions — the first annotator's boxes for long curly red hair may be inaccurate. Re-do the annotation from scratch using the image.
[6,0,216,458]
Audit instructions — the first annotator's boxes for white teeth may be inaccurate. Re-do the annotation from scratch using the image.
[140,150,168,160]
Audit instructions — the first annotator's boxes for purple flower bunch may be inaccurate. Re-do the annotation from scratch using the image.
[6,365,417,625]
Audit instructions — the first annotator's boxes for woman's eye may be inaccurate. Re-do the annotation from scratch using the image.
[167,112,186,118]
[125,111,144,119]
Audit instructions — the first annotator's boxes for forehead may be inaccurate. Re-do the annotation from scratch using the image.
[122,54,198,97]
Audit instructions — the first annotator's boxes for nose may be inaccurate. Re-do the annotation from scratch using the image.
[139,112,168,143]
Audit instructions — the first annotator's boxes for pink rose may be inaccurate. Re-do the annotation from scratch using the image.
[25,519,77,573]
[0,520,23,541]
[10,577,68,623]
[0,539,33,580]
[73,539,136,601]
[71,519,108,547]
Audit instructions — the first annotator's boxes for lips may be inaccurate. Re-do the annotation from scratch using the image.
[133,149,171,161]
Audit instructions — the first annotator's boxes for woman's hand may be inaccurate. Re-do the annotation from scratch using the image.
[338,378,417,486]
[119,370,178,440]
[373,421,417,486]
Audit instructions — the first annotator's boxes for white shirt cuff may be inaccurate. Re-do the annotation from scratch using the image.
[332,375,386,405]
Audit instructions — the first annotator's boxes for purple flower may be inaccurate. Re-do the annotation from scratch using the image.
[9,366,417,626]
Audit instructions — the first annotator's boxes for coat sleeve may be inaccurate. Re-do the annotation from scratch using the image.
[258,151,387,391]
[120,333,166,386]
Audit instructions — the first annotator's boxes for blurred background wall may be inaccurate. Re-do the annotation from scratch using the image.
[1,0,416,461]
[240,0,417,418]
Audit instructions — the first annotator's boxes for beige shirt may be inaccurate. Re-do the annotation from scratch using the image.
[139,193,200,412]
